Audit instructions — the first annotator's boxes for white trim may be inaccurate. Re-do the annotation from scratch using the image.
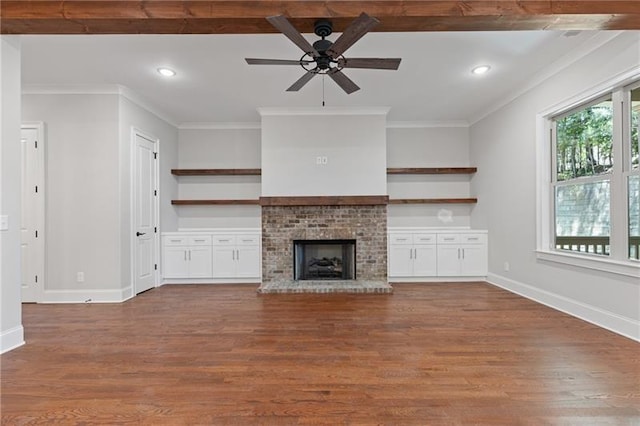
[22,84,178,128]
[536,250,640,278]
[469,31,626,125]
[161,279,261,285]
[487,273,640,342]
[386,120,469,129]
[0,325,25,354]
[41,287,133,303]
[20,122,46,303]
[178,122,261,130]
[257,106,390,116]
[130,127,161,295]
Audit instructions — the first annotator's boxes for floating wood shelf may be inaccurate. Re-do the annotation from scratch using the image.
[388,198,478,204]
[171,169,261,176]
[386,167,477,175]
[171,199,261,205]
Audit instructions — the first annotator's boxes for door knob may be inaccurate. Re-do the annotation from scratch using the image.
[136,232,146,237]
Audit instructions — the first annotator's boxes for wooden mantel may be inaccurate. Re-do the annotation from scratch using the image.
[2,1,640,34]
[260,195,389,207]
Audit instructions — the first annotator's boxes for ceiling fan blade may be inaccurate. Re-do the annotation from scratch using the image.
[286,71,317,92]
[266,15,320,57]
[328,69,360,94]
[327,12,379,59]
[338,57,401,70]
[246,58,313,66]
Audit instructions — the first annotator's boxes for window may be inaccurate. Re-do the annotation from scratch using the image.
[553,98,613,256]
[543,78,640,270]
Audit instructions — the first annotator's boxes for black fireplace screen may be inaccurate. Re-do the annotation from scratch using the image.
[293,239,356,280]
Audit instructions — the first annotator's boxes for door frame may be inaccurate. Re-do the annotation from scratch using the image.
[20,122,46,303]
[130,127,160,295]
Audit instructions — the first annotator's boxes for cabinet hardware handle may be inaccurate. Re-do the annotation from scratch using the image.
[219,239,230,242]
[444,238,454,241]
[194,239,205,242]
[184,250,187,261]
[462,249,465,260]
[458,248,461,259]
[189,250,192,261]
[236,249,240,260]
[232,250,235,260]
[468,237,478,241]
[171,239,181,242]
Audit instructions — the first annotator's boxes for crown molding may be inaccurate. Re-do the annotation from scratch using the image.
[22,84,178,127]
[468,31,626,126]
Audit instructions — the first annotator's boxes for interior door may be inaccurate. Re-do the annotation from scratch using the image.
[134,132,157,294]
[20,127,41,302]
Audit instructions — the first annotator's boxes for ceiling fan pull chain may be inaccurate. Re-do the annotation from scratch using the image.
[322,75,326,107]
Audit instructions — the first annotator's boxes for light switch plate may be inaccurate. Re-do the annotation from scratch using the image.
[0,215,8,231]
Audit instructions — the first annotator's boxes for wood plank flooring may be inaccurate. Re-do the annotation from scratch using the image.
[2,283,639,425]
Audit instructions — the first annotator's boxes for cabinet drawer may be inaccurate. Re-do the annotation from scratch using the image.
[163,236,188,246]
[413,233,436,244]
[389,234,413,245]
[213,235,236,245]
[437,234,461,244]
[237,235,260,245]
[461,234,487,244]
[189,235,212,246]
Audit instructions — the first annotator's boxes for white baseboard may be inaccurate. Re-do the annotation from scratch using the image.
[390,276,487,283]
[487,273,640,342]
[41,286,132,303]
[161,278,261,285]
[1,325,25,354]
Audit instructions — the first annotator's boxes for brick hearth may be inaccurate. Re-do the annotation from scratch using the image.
[260,204,389,293]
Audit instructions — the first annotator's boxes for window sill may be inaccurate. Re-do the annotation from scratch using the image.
[536,250,640,279]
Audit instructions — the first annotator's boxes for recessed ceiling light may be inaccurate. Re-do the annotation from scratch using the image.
[157,67,176,77]
[471,65,491,75]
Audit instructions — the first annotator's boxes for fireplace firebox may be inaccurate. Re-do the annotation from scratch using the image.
[293,239,356,280]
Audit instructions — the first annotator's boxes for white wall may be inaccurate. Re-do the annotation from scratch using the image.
[260,108,387,197]
[387,127,473,228]
[118,96,179,294]
[21,90,178,302]
[470,32,640,339]
[177,127,261,228]
[22,93,122,300]
[0,36,24,353]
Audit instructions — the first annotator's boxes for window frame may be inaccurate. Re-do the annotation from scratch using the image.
[536,68,640,278]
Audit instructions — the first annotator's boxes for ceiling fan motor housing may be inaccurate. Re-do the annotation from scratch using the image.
[314,19,333,38]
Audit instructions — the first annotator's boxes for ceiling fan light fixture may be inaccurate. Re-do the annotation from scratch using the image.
[157,67,176,77]
[471,65,491,75]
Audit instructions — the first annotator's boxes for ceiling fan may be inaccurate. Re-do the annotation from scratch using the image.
[245,12,401,94]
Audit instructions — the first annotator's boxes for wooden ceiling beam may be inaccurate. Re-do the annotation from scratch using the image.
[2,1,640,34]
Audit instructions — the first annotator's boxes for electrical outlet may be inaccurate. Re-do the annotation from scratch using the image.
[76,272,85,283]
[316,156,322,165]
[322,156,328,164]
[503,262,510,272]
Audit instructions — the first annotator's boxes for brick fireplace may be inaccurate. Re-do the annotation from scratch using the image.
[258,197,391,293]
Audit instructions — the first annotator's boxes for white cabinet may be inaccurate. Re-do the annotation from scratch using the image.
[389,229,487,280]
[162,235,213,278]
[436,233,488,277]
[212,234,260,279]
[388,233,437,278]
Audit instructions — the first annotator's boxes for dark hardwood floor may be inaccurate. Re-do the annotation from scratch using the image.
[2,283,639,425]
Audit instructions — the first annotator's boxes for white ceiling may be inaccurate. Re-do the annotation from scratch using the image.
[20,30,601,125]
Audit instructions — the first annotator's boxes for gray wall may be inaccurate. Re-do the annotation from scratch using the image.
[1,37,24,353]
[470,32,640,339]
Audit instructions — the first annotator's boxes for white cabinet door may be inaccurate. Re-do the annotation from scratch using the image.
[437,246,461,276]
[163,247,188,278]
[413,245,437,277]
[212,247,236,278]
[389,245,413,277]
[460,245,487,276]
[236,246,260,278]
[188,247,213,278]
